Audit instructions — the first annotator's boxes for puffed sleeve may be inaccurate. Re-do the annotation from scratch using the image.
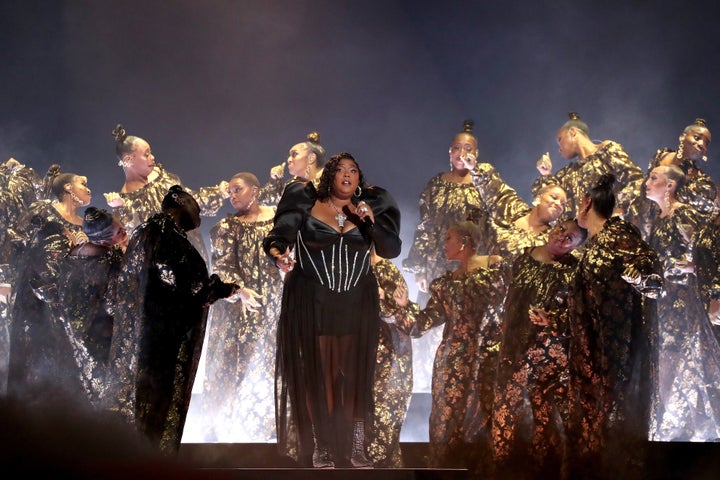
[360,186,402,259]
[262,181,316,257]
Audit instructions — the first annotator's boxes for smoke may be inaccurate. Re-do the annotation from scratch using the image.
[3,0,720,445]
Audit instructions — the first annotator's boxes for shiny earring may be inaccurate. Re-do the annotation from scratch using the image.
[69,191,82,204]
[355,186,362,197]
[664,189,671,210]
[676,143,684,160]
[118,157,132,168]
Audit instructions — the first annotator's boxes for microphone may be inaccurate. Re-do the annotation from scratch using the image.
[342,204,374,226]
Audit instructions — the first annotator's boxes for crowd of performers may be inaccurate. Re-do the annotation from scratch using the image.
[1,113,720,478]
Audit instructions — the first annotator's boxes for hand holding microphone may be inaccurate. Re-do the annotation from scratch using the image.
[460,152,477,170]
[536,152,552,176]
[352,200,374,225]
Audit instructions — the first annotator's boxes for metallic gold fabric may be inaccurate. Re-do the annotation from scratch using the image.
[491,249,578,477]
[402,172,493,392]
[199,212,283,442]
[531,141,643,217]
[368,258,413,467]
[56,246,124,406]
[111,166,225,263]
[104,213,219,454]
[567,217,661,479]
[7,201,88,400]
[399,262,508,470]
[647,205,720,441]
[694,216,720,343]
[625,148,718,240]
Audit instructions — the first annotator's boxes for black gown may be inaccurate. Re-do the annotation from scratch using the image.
[263,181,402,465]
[104,213,232,454]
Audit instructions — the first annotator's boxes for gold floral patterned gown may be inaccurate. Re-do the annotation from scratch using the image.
[368,257,414,467]
[402,171,493,393]
[491,248,578,479]
[471,162,556,260]
[694,215,720,343]
[624,149,717,240]
[7,201,88,401]
[1,164,43,395]
[399,262,508,470]
[0,185,25,395]
[111,165,226,264]
[531,141,643,217]
[567,217,662,480]
[199,211,283,442]
[55,245,125,407]
[647,204,720,441]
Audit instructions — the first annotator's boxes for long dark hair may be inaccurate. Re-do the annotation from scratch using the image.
[316,152,369,201]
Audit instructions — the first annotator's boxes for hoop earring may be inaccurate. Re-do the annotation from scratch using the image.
[676,143,684,160]
[355,186,362,197]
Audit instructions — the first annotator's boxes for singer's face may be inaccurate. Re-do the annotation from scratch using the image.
[332,158,360,197]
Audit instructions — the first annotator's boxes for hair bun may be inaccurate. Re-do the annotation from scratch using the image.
[307,131,320,143]
[82,207,114,240]
[162,185,193,209]
[596,173,616,189]
[462,119,474,134]
[111,124,128,143]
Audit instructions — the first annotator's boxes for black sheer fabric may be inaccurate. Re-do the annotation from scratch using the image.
[263,181,401,465]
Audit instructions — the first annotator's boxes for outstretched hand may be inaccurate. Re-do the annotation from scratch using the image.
[104,192,125,208]
[270,162,286,180]
[239,287,262,313]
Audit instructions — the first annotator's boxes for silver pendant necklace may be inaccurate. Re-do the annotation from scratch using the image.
[328,198,347,228]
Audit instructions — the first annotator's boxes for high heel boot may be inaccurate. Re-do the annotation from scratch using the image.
[350,420,373,468]
[312,424,334,468]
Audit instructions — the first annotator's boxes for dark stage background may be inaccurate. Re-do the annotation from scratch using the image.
[2,0,720,444]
